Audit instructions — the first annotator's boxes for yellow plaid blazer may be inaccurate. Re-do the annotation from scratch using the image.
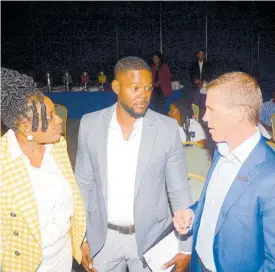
[0,133,86,272]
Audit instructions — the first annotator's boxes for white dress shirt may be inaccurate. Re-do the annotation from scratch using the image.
[107,109,143,225]
[195,129,261,271]
[199,61,203,79]
[6,129,74,272]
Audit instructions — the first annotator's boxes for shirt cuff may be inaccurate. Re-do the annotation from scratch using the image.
[180,251,192,255]
[187,208,195,231]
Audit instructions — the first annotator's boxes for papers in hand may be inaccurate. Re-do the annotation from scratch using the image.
[143,224,179,272]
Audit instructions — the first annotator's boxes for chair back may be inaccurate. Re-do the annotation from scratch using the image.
[271,113,275,140]
[55,104,68,138]
[191,103,200,120]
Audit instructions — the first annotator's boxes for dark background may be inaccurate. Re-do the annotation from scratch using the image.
[2,1,275,100]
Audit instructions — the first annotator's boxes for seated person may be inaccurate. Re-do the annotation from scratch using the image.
[168,98,206,147]
[260,90,275,132]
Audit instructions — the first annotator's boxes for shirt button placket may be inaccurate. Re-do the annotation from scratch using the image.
[11,213,20,257]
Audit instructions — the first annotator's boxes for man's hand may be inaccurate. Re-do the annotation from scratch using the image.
[173,210,193,235]
[81,242,96,272]
[162,253,191,272]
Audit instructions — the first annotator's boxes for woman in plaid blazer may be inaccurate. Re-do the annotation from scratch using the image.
[0,69,93,272]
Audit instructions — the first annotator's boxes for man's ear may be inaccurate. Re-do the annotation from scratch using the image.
[112,80,120,95]
[234,106,246,124]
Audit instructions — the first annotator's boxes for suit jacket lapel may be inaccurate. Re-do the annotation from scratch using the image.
[214,140,267,236]
[95,106,157,200]
[214,161,259,235]
[134,110,157,198]
[196,61,200,77]
[97,105,116,203]
[52,139,86,262]
[201,62,205,77]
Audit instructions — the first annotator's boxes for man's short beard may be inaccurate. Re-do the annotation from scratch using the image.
[120,100,148,118]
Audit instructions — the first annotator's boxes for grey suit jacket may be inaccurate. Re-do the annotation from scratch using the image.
[75,104,193,257]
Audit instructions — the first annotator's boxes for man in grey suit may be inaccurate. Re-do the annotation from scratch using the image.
[75,56,192,272]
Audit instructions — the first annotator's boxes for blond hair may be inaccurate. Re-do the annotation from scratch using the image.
[206,72,263,124]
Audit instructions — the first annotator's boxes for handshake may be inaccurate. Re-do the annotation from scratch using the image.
[173,209,194,234]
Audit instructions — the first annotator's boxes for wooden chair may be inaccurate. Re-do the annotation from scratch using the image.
[191,103,200,121]
[55,104,68,139]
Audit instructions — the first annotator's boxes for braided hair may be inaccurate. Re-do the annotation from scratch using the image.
[172,99,194,142]
[1,68,48,132]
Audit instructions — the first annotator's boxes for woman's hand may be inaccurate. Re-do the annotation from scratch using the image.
[81,242,97,272]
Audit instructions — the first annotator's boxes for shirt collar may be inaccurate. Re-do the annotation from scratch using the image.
[7,129,53,161]
[217,128,261,163]
[7,129,23,160]
[110,105,143,132]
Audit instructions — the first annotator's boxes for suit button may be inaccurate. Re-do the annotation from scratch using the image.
[11,212,16,217]
[14,231,19,236]
[15,251,20,256]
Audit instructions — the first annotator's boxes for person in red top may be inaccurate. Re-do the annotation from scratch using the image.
[151,51,173,114]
